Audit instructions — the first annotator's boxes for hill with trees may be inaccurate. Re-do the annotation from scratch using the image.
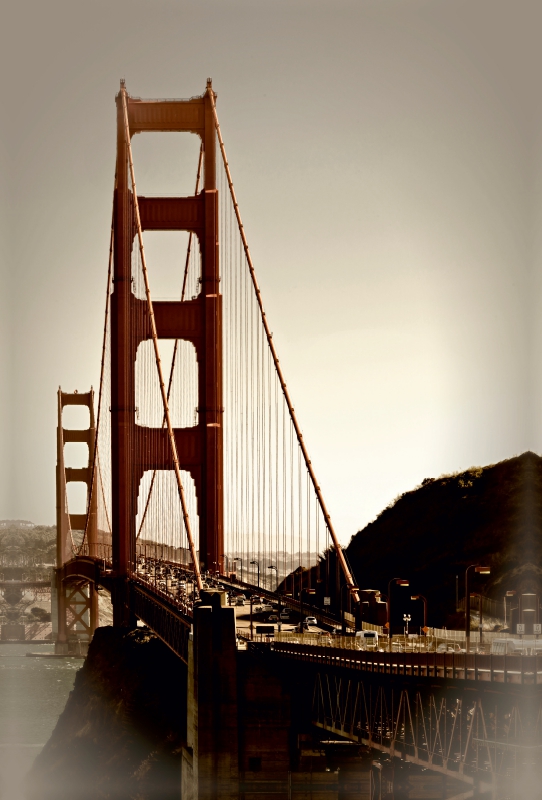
[344,451,541,628]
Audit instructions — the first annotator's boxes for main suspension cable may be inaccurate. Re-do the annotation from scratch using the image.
[210,92,358,602]
[136,143,204,540]
[78,182,116,555]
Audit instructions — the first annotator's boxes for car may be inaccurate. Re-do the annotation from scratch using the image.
[235,597,245,606]
[268,614,279,622]
[279,612,290,620]
[304,616,317,626]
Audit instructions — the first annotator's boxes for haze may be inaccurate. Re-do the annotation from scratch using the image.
[0,0,540,544]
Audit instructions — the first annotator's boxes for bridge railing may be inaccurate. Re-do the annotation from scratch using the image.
[271,640,542,684]
[78,542,113,564]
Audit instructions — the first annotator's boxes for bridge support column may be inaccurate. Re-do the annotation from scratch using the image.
[186,594,239,799]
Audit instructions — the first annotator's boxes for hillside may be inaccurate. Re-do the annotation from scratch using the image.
[0,520,56,566]
[345,451,542,628]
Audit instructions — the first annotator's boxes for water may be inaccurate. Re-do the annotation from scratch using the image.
[0,644,80,800]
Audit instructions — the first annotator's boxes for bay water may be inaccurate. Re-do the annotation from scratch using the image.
[0,643,79,800]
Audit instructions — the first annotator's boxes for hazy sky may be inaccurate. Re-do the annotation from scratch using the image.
[1,0,540,543]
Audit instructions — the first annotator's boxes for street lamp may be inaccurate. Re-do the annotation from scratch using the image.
[471,592,483,649]
[465,565,490,652]
[340,583,360,634]
[504,590,516,629]
[250,560,260,588]
[233,557,243,583]
[299,588,315,633]
[219,554,229,575]
[411,595,428,633]
[268,565,278,592]
[387,578,409,651]
[277,591,292,632]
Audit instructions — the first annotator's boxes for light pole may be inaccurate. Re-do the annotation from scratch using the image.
[411,594,428,633]
[387,578,409,651]
[277,592,292,632]
[268,565,278,592]
[504,590,516,629]
[471,593,483,649]
[465,564,490,652]
[340,583,360,634]
[233,557,243,583]
[299,588,315,633]
[403,614,411,636]
[250,560,260,589]
[220,554,229,576]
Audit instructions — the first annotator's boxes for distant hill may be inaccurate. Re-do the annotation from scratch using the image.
[0,520,56,565]
[345,451,542,628]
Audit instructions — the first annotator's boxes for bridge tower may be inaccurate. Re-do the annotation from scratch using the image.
[111,82,222,624]
[55,389,99,653]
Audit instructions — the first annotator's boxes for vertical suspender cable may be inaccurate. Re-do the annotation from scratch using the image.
[80,185,115,554]
[120,85,203,591]
[209,95,359,602]
[136,144,204,540]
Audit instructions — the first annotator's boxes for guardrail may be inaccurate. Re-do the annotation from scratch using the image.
[270,641,542,684]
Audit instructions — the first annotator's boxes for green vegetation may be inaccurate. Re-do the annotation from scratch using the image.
[0,521,56,566]
[30,606,52,622]
[345,451,542,627]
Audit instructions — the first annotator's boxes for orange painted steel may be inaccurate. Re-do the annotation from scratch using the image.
[136,144,204,540]
[55,389,99,649]
[111,81,223,620]
[119,84,202,592]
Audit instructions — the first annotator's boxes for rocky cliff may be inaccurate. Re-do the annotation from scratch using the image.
[26,626,187,800]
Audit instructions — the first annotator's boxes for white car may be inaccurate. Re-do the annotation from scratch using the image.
[304,616,317,626]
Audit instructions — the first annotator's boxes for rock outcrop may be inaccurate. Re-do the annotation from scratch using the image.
[26,626,187,800]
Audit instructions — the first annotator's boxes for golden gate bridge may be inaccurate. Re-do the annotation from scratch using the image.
[55,79,357,649]
[52,81,541,799]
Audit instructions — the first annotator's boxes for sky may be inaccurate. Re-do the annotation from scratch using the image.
[0,0,540,543]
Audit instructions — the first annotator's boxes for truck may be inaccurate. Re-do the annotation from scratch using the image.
[355,630,380,649]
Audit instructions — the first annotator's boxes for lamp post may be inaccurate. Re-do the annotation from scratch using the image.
[233,557,243,583]
[403,613,411,636]
[465,565,490,652]
[219,554,229,576]
[277,592,292,632]
[250,560,260,588]
[504,590,516,629]
[299,588,315,633]
[411,594,428,633]
[340,583,360,634]
[387,578,409,651]
[268,565,278,592]
[471,593,483,649]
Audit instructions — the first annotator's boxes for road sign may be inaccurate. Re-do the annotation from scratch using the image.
[422,626,430,634]
[534,624,541,635]
[323,597,331,606]
[517,624,525,634]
